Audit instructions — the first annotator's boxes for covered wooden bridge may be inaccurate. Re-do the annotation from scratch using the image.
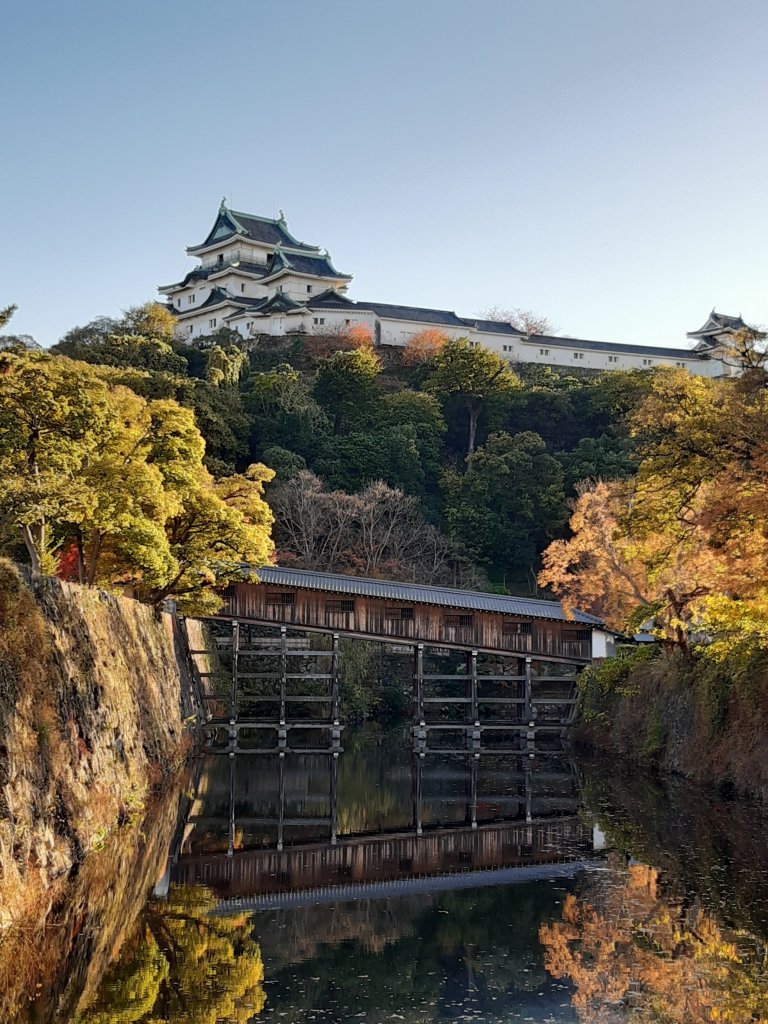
[189,568,608,751]
[220,567,606,664]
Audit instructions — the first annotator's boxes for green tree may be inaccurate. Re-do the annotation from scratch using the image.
[313,348,382,434]
[54,302,186,375]
[424,338,521,455]
[558,434,633,491]
[145,463,274,614]
[0,351,274,612]
[0,351,116,572]
[76,885,266,1024]
[243,363,329,459]
[315,426,424,495]
[204,344,248,386]
[377,390,446,503]
[444,431,567,579]
[0,305,18,330]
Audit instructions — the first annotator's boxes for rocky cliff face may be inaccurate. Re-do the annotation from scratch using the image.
[0,561,192,928]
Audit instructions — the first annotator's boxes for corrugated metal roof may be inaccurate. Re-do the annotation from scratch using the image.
[252,567,603,626]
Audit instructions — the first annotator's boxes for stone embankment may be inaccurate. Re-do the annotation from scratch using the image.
[577,648,768,800]
[0,561,198,930]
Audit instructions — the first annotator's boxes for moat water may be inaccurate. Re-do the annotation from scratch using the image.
[6,726,768,1023]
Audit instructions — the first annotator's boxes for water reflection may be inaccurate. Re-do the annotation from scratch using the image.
[171,731,594,909]
[6,729,768,1022]
[541,857,768,1022]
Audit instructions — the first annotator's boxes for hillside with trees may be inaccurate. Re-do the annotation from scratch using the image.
[0,301,654,596]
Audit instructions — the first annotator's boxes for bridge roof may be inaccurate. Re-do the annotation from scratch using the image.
[253,567,603,625]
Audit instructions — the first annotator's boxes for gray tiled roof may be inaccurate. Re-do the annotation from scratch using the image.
[687,311,746,339]
[250,567,603,625]
[165,261,270,291]
[309,296,468,327]
[192,288,254,312]
[265,250,351,281]
[524,334,699,360]
[463,318,525,335]
[232,213,318,251]
[190,208,320,253]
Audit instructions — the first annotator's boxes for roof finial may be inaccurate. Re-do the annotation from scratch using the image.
[220,195,227,212]
[278,208,286,224]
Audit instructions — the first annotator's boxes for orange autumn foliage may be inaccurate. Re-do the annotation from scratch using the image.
[540,858,768,1022]
[401,329,450,366]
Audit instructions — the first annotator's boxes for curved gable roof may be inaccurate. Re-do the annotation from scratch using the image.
[189,205,321,254]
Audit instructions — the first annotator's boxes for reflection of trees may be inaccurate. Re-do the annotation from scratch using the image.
[261,882,570,1022]
[335,729,411,834]
[76,885,265,1024]
[540,857,768,1022]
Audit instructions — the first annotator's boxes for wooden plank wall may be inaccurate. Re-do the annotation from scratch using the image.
[221,583,592,663]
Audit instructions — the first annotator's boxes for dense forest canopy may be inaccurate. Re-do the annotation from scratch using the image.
[4,300,768,660]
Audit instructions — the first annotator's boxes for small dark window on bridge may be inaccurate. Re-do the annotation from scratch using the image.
[503,620,532,635]
[458,850,473,865]
[326,598,355,613]
[276,870,291,885]
[398,857,413,871]
[266,591,295,606]
[563,629,591,643]
[445,613,473,627]
[385,606,414,620]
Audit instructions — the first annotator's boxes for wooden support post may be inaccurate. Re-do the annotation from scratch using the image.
[469,649,478,724]
[230,620,240,726]
[517,657,526,723]
[277,754,285,852]
[279,626,287,724]
[524,760,533,823]
[413,752,423,836]
[331,633,340,725]
[469,753,479,829]
[227,752,236,858]
[525,656,534,749]
[414,644,425,725]
[330,753,338,846]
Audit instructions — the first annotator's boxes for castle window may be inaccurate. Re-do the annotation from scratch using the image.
[608,355,618,363]
[307,285,313,293]
[676,361,686,368]
[313,317,325,326]
[209,318,217,329]
[642,358,653,366]
[217,253,224,264]
[266,591,296,607]
[573,352,584,360]
[326,599,355,613]
[539,348,549,356]
[241,283,245,292]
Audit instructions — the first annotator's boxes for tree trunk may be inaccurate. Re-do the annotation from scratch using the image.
[20,524,41,574]
[467,404,480,457]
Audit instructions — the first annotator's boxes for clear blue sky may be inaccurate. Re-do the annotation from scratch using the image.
[3,0,767,347]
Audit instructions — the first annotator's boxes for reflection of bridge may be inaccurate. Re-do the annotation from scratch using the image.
[170,745,598,906]
[174,816,596,909]
[187,568,609,752]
